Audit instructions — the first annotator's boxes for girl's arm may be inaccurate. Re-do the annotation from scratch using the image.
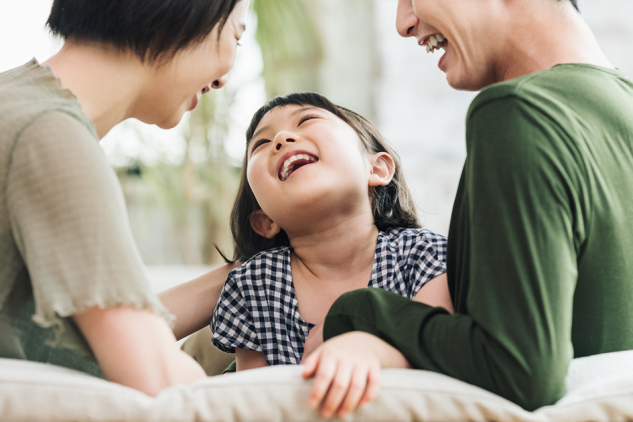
[235,348,269,371]
[159,262,240,340]
[413,273,454,314]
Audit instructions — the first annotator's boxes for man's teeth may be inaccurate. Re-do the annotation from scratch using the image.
[425,34,447,54]
[280,154,317,181]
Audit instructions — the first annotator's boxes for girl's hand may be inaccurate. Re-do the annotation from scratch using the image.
[302,322,324,359]
[301,331,410,419]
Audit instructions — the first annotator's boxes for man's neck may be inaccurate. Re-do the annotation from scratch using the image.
[43,41,148,139]
[496,2,613,83]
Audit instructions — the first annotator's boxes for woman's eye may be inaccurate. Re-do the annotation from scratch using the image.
[251,139,270,153]
[298,115,319,126]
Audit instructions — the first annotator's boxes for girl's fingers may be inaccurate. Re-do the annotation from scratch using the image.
[320,361,354,418]
[359,363,382,406]
[302,347,322,378]
[307,354,338,409]
[336,366,369,419]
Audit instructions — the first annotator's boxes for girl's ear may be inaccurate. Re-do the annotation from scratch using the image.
[368,152,395,187]
[249,210,282,239]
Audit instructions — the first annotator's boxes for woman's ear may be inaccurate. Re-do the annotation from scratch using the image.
[249,210,282,239]
[368,152,395,187]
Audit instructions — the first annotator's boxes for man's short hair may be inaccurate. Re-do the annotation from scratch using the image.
[46,0,241,64]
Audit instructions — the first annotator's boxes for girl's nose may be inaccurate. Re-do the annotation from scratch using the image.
[273,132,296,151]
[211,75,228,90]
[396,0,419,38]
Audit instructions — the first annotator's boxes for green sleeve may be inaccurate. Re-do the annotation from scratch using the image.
[324,96,581,411]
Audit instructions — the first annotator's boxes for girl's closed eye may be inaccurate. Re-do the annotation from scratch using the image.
[298,114,321,126]
[250,139,270,154]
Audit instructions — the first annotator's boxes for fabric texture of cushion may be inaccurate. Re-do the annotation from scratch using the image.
[1,351,633,421]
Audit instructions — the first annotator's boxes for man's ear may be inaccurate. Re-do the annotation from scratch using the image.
[368,152,395,187]
[249,210,282,239]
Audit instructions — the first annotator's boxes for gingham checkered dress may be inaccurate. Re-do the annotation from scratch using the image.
[211,228,447,366]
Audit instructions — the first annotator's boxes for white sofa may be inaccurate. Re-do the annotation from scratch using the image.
[2,350,633,421]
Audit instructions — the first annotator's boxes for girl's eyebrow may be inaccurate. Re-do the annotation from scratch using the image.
[250,106,321,140]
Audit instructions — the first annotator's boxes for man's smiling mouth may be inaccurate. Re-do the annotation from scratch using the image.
[278,153,319,181]
[422,33,448,54]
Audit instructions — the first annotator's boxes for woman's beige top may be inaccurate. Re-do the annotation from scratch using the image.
[0,59,173,376]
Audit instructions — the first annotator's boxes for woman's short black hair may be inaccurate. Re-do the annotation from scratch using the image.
[46,0,241,63]
[228,92,421,262]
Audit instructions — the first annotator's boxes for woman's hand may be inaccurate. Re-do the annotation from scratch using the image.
[301,332,410,419]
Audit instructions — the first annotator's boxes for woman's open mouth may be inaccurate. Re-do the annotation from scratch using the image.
[278,152,319,181]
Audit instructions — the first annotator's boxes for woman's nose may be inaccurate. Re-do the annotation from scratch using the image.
[211,75,228,90]
[396,0,419,38]
[273,132,296,152]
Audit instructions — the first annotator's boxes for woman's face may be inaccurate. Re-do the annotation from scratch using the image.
[139,0,249,128]
[396,0,501,91]
[246,105,375,234]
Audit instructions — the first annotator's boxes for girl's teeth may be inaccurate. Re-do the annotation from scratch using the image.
[280,154,316,181]
[430,36,438,47]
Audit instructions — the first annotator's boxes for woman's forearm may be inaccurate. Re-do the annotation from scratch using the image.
[74,305,206,396]
[159,262,239,340]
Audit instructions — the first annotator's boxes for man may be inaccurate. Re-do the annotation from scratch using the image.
[303,0,633,416]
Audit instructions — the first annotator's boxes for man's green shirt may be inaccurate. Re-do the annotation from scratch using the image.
[324,64,633,410]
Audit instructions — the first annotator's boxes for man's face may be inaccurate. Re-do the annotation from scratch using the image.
[395,0,500,91]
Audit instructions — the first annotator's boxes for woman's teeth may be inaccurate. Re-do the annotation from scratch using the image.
[426,34,447,54]
[279,153,318,181]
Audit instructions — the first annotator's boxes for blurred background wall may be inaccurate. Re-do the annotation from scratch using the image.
[1,0,632,269]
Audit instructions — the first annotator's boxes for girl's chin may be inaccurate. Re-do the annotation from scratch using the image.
[156,110,186,129]
[188,94,200,111]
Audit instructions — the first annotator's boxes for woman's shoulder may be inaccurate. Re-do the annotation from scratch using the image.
[0,60,97,149]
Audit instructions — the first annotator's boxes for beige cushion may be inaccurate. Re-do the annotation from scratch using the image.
[1,352,633,421]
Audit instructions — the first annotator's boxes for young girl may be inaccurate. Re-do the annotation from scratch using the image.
[211,92,453,416]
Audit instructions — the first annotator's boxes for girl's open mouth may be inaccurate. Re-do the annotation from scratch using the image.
[278,153,319,181]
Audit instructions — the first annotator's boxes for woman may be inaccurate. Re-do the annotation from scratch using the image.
[0,0,247,396]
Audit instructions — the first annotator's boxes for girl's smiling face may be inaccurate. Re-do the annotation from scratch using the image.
[246,105,376,233]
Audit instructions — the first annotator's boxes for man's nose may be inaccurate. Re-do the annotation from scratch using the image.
[273,132,297,152]
[396,0,419,38]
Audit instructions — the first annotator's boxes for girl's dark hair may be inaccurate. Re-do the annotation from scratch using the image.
[229,92,420,262]
[46,0,241,64]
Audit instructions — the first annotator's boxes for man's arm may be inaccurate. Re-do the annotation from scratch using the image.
[74,305,205,396]
[324,96,580,410]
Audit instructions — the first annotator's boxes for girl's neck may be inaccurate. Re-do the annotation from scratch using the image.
[288,212,379,284]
